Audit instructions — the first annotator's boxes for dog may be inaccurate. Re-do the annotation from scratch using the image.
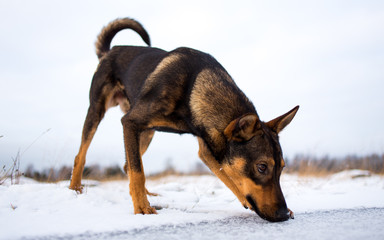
[69,17,299,222]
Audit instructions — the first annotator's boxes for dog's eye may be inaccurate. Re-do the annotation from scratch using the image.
[257,164,267,174]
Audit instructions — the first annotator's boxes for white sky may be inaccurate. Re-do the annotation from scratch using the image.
[1,0,383,173]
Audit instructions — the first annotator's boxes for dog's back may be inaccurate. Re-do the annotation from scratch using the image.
[92,18,255,144]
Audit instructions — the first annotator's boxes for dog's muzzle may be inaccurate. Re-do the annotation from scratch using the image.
[246,195,291,222]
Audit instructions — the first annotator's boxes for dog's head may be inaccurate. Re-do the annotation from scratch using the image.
[223,106,299,222]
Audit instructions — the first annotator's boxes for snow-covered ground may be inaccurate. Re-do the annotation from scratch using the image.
[1,170,383,240]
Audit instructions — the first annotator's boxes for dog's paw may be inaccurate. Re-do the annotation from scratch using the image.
[134,205,158,215]
[69,184,83,194]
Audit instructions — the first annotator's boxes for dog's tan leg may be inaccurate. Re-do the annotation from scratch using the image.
[123,130,158,196]
[70,106,104,193]
[197,137,249,209]
[122,117,157,214]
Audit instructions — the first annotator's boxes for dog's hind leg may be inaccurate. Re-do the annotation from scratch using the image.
[69,78,120,192]
[69,105,105,193]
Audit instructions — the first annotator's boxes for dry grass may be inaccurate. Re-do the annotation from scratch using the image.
[147,162,212,181]
[23,164,127,183]
[285,153,384,176]
[2,153,383,184]
[0,129,50,185]
[23,162,212,183]
[0,151,23,185]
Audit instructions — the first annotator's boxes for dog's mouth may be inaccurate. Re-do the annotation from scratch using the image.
[245,195,267,220]
[245,195,291,222]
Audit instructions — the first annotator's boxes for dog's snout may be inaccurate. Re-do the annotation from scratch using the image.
[274,207,290,222]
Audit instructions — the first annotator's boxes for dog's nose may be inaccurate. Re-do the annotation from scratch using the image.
[274,207,290,222]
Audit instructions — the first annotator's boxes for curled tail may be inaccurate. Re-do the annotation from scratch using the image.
[95,17,151,59]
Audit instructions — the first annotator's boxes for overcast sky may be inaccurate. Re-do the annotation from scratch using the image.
[1,0,383,173]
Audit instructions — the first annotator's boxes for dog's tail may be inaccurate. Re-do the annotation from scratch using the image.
[95,18,151,59]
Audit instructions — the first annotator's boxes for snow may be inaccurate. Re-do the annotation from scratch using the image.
[1,170,384,240]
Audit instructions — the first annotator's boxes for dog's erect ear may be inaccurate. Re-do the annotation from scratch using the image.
[266,106,299,134]
[224,114,260,141]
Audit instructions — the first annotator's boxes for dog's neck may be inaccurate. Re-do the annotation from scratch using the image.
[189,68,257,162]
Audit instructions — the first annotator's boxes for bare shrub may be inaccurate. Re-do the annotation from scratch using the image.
[0,151,23,185]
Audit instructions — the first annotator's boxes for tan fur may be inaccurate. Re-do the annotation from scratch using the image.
[123,129,157,213]
[222,157,279,213]
[143,54,182,92]
[223,118,240,141]
[197,138,249,208]
[190,69,250,151]
[128,170,157,214]
[191,69,240,132]
[69,127,97,192]
[243,178,278,216]
[123,130,157,197]
[224,114,260,141]
[147,118,188,132]
[140,54,185,116]
[104,82,130,112]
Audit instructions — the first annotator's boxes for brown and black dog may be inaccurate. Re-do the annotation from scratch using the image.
[69,18,299,222]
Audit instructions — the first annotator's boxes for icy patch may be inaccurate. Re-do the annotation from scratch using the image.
[27,208,384,240]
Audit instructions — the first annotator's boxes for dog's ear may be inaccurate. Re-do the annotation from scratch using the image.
[266,106,299,134]
[224,114,260,141]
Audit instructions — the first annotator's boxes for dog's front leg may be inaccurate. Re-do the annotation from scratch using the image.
[121,116,157,215]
